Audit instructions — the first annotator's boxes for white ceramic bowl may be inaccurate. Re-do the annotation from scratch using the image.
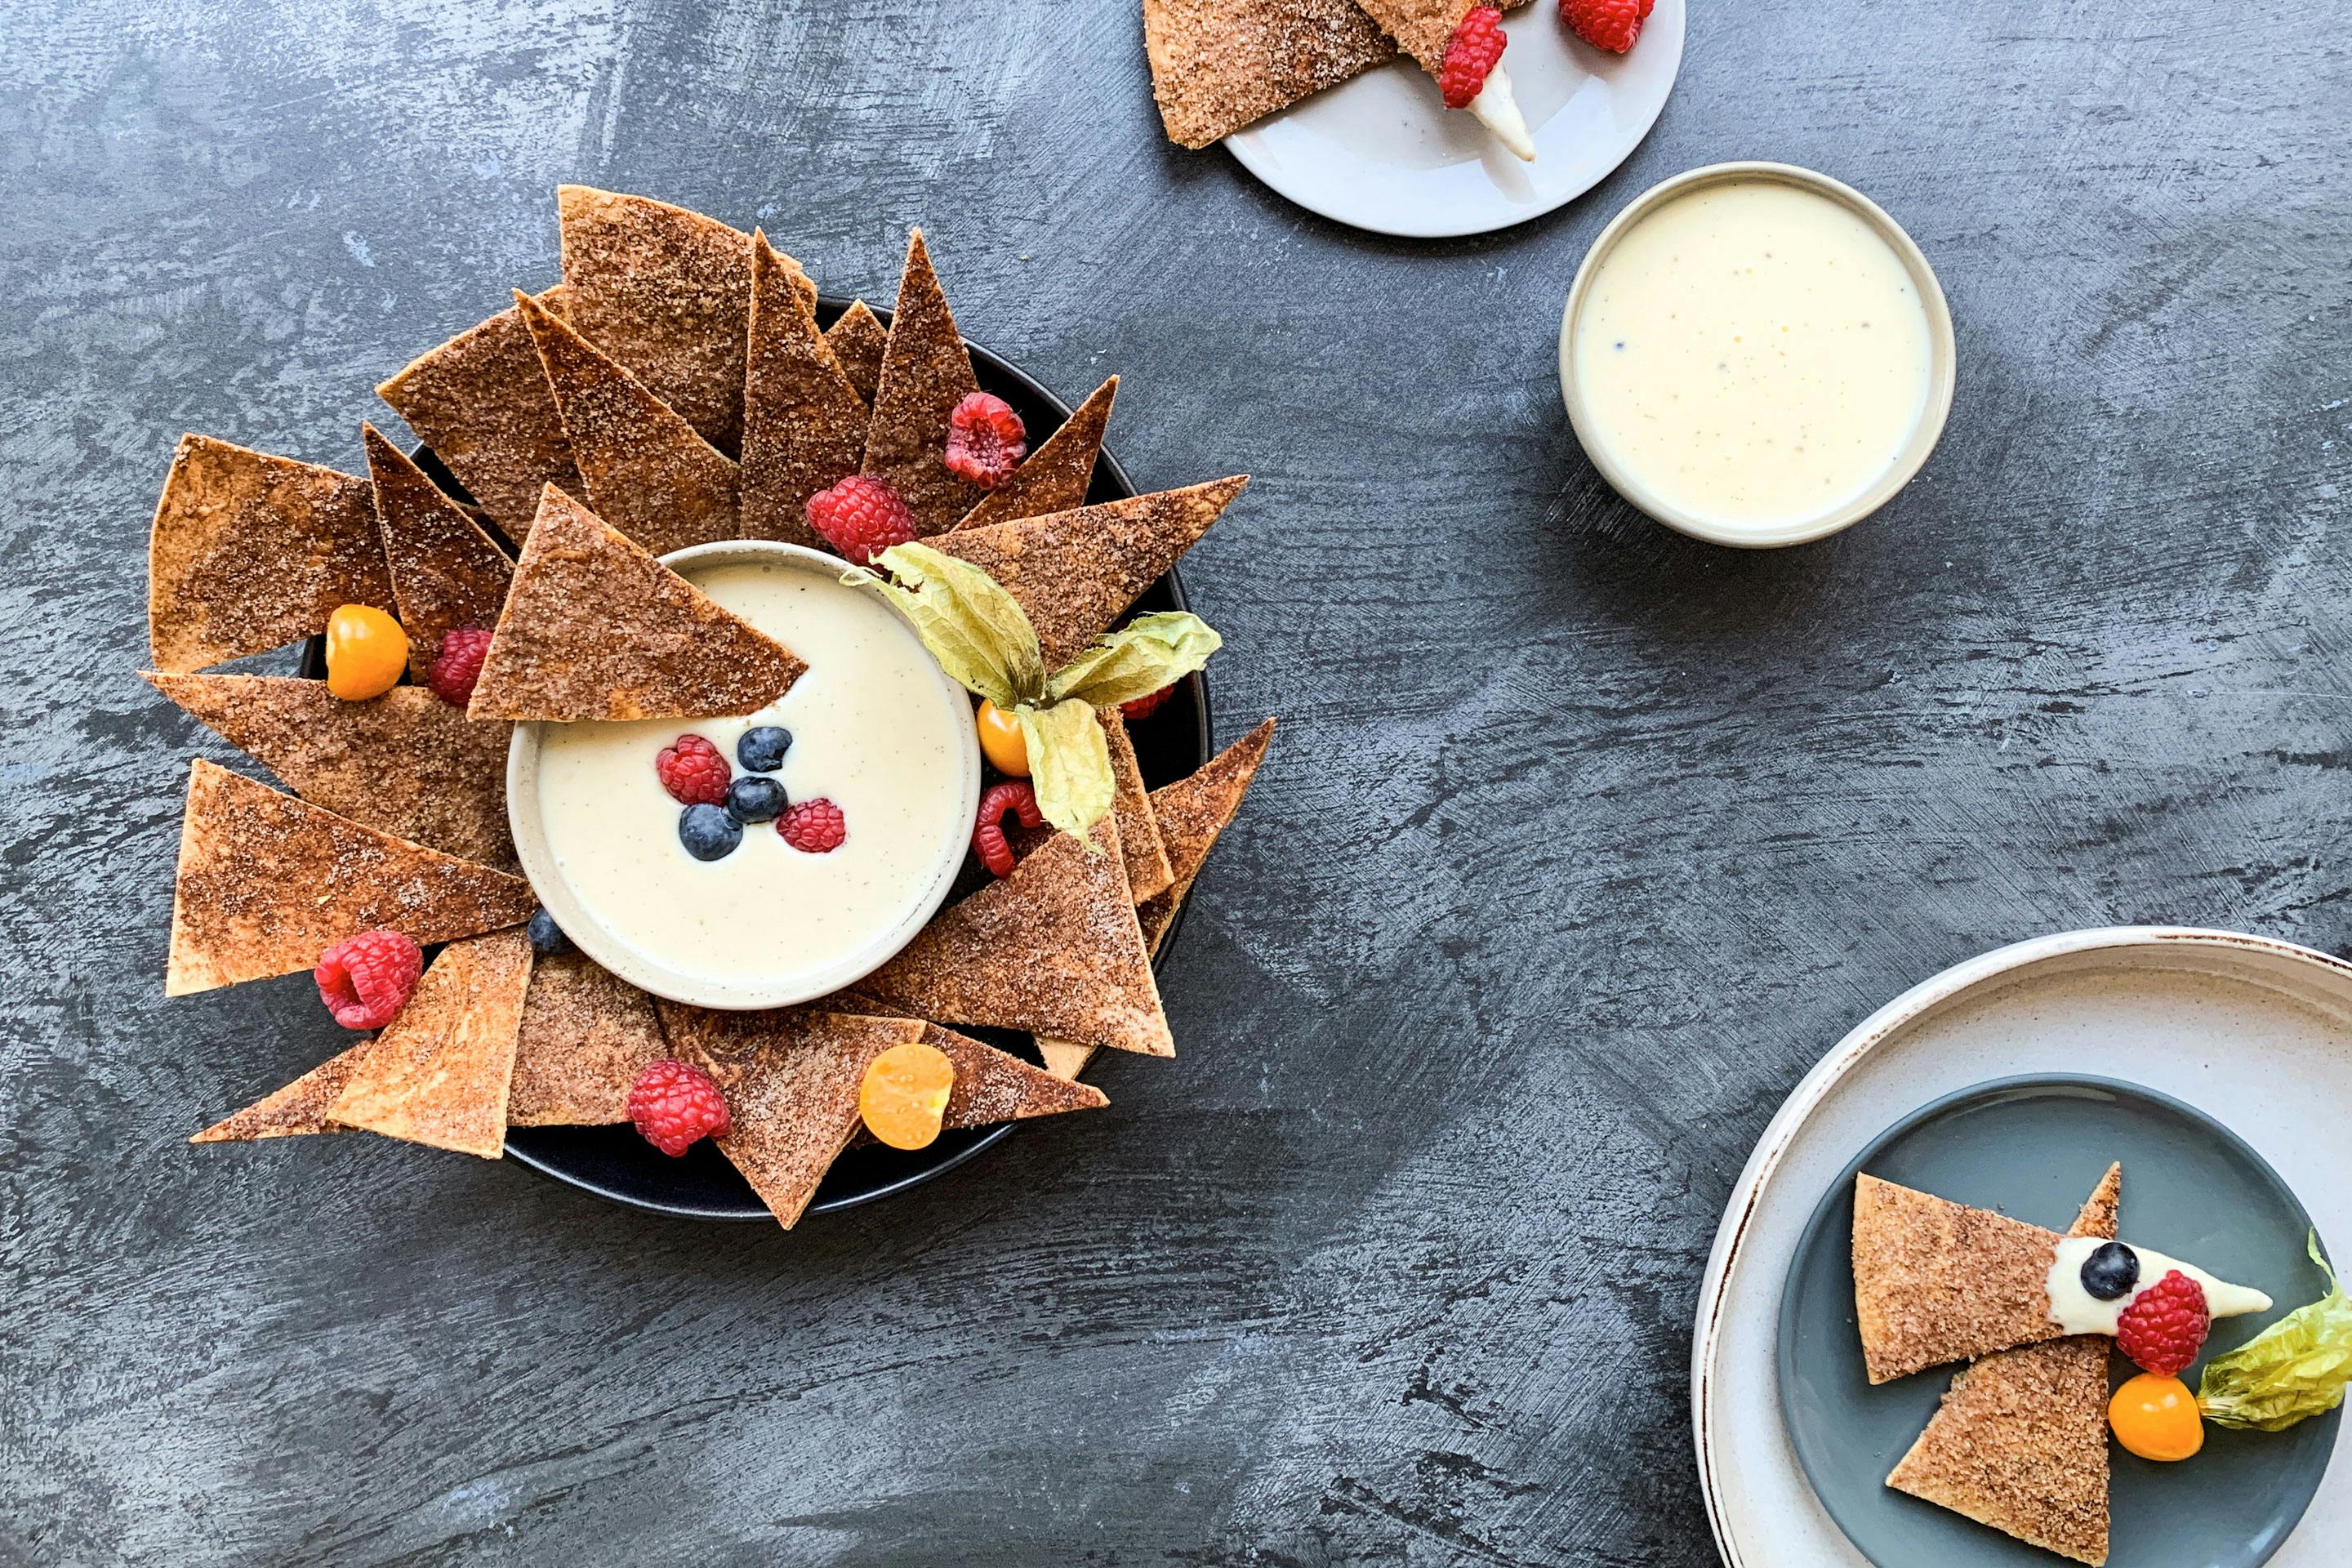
[505,539,982,1012]
[1558,161,1958,549]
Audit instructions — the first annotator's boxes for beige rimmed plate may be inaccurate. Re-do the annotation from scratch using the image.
[1693,927,2352,1565]
[1559,161,1957,549]
[504,538,982,1013]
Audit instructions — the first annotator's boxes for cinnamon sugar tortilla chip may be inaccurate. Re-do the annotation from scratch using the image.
[375,287,579,545]
[860,229,984,535]
[326,931,532,1158]
[1010,707,1169,901]
[825,300,888,403]
[661,1005,927,1227]
[1041,717,1273,1080]
[190,1042,370,1143]
[842,1019,1109,1147]
[957,376,1117,532]
[166,760,533,996]
[861,821,1173,1057]
[1352,0,1474,74]
[557,185,802,456]
[1143,0,1397,148]
[144,675,513,866]
[514,290,741,557]
[739,231,866,548]
[506,952,668,1125]
[1853,1174,2070,1383]
[1886,1165,2120,1566]
[468,485,804,723]
[148,434,392,673]
[363,424,514,679]
[933,477,1248,666]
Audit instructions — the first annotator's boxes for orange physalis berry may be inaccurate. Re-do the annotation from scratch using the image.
[975,698,1030,777]
[324,604,408,701]
[858,1040,956,1151]
[2109,1373,2204,1462]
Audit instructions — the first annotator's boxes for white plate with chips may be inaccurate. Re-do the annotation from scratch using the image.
[1224,1,1685,238]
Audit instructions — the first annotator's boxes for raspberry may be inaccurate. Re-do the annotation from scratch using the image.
[626,1058,731,1157]
[655,733,730,806]
[1560,0,1654,54]
[805,474,917,564]
[426,627,494,707]
[2116,1270,2212,1378]
[778,797,846,853]
[973,780,1044,877]
[314,929,423,1030]
[1120,684,1176,722]
[1439,7,1508,109]
[943,392,1027,488]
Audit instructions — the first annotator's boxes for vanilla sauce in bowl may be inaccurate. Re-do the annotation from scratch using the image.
[1561,163,1955,548]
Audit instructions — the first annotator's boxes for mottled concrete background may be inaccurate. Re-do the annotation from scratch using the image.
[3,2,2347,1563]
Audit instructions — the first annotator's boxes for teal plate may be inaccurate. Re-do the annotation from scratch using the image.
[1778,1075,2339,1567]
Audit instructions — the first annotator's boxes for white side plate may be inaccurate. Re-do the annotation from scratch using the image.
[1693,927,2352,1565]
[1224,1,1686,238]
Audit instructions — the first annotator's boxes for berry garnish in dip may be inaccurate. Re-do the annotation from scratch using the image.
[2079,1241,2140,1300]
[655,734,730,807]
[725,776,788,825]
[678,803,742,862]
[777,798,846,854]
[736,725,792,773]
[2117,1271,2212,1379]
[626,1059,731,1156]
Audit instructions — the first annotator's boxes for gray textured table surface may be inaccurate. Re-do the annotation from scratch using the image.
[4,2,2347,1563]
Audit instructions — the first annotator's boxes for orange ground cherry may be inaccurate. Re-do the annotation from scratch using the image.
[2109,1372,2204,1461]
[858,1040,956,1151]
[324,604,409,700]
[975,698,1029,777]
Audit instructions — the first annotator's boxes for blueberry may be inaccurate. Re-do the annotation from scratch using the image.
[737,726,793,773]
[679,803,742,861]
[526,908,572,957]
[2080,1241,2139,1301]
[726,775,788,824]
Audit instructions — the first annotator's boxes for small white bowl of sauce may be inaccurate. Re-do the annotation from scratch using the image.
[1560,162,1956,548]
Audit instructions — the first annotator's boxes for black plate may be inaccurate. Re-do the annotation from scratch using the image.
[328,297,1210,1220]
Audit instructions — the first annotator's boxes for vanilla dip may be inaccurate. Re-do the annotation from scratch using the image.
[2045,1236,2274,1338]
[1567,172,1944,542]
[528,553,974,1002]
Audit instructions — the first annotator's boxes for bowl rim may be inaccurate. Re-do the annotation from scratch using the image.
[1557,159,1959,550]
[503,537,985,1012]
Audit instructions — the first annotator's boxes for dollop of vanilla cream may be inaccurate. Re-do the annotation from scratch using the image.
[2045,1237,2274,1337]
[1468,67,1535,162]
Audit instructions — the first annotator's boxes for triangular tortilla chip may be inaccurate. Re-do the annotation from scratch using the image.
[148,434,392,673]
[557,186,803,456]
[825,300,888,403]
[166,760,533,996]
[514,290,741,557]
[739,231,866,548]
[860,229,984,535]
[662,1005,927,1227]
[1040,716,1273,1080]
[1011,706,1169,902]
[468,485,804,722]
[374,287,579,545]
[190,1042,370,1143]
[860,822,1173,1057]
[933,477,1248,666]
[1853,1174,2070,1384]
[1887,1165,2120,1566]
[506,952,669,1125]
[1143,0,1396,148]
[958,376,1117,532]
[326,931,532,1157]
[144,674,513,866]
[840,1018,1110,1147]
[363,424,514,679]
[1350,0,1472,74]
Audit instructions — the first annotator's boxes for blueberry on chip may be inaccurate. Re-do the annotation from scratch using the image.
[2080,1241,2140,1301]
[737,726,792,773]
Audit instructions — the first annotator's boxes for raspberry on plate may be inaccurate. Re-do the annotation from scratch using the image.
[655,733,730,806]
[973,780,1043,877]
[426,627,495,707]
[943,392,1027,488]
[1561,0,1655,54]
[314,929,423,1030]
[2116,1270,2212,1378]
[778,797,846,853]
[626,1058,732,1156]
[1120,684,1176,722]
[1440,7,1508,109]
[805,474,918,564]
